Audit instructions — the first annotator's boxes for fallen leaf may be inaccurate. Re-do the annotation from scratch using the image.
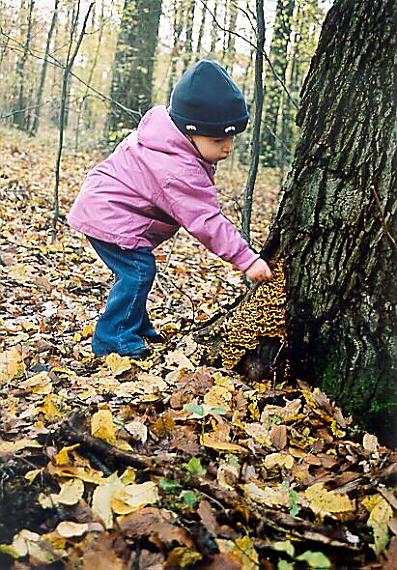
[363,494,393,555]
[56,521,89,538]
[112,481,159,515]
[244,482,290,508]
[0,347,25,383]
[201,432,246,453]
[91,409,117,444]
[105,353,131,376]
[264,452,294,470]
[92,472,124,529]
[305,483,355,518]
[51,478,84,506]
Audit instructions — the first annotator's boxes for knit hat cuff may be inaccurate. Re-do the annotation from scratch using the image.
[170,111,249,137]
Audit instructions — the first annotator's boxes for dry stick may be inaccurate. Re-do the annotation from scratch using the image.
[52,2,94,243]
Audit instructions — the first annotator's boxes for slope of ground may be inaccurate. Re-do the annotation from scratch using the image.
[0,129,396,569]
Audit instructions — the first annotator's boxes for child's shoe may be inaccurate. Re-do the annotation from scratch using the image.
[127,347,153,360]
[144,332,166,344]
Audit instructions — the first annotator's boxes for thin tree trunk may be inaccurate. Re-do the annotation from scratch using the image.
[30,0,59,136]
[74,0,105,151]
[196,2,208,57]
[210,1,219,53]
[52,2,94,242]
[167,0,185,100]
[225,0,238,72]
[182,0,196,73]
[265,0,397,446]
[13,0,35,130]
[241,0,265,243]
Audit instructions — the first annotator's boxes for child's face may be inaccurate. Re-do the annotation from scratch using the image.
[190,135,235,163]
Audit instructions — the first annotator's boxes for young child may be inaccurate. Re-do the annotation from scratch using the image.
[68,60,272,359]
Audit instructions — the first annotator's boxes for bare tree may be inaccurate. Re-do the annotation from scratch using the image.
[13,0,35,130]
[241,0,265,243]
[30,0,59,136]
[52,2,94,241]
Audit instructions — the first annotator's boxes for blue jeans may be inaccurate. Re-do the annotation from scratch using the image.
[88,237,157,356]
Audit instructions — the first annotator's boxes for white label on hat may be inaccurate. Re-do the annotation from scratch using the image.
[186,124,197,131]
[224,126,236,134]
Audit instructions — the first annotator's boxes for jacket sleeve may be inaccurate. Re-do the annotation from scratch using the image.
[155,171,260,272]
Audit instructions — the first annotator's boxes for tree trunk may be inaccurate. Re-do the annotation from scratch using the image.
[241,0,265,243]
[195,2,208,57]
[167,0,185,100]
[182,0,196,74]
[13,0,35,130]
[225,0,238,72]
[108,0,162,136]
[74,0,105,150]
[30,0,59,136]
[266,0,397,446]
[210,1,219,54]
[261,0,295,167]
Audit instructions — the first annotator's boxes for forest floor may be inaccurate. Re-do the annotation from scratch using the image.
[0,128,396,570]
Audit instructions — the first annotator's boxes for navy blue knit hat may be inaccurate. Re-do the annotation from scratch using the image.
[169,60,249,137]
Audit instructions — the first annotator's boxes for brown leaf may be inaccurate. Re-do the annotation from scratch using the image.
[381,536,397,570]
[170,426,200,455]
[270,424,287,450]
[117,507,194,547]
[129,549,165,570]
[83,535,126,570]
[198,500,218,536]
[199,553,242,570]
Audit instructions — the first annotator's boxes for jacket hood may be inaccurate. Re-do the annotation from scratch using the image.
[137,105,212,166]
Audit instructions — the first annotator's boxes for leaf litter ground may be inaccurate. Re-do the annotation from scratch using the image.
[0,130,396,570]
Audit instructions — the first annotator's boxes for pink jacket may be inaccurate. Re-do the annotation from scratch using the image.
[67,106,259,272]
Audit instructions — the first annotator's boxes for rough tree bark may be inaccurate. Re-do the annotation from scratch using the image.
[265,0,397,446]
[108,0,162,134]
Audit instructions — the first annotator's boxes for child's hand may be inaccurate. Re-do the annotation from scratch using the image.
[245,259,273,283]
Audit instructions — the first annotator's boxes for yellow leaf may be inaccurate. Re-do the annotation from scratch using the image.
[0,347,25,384]
[363,494,393,555]
[111,481,159,515]
[51,479,84,506]
[244,482,290,508]
[261,398,302,424]
[25,469,42,483]
[0,438,41,456]
[37,394,63,420]
[48,464,105,485]
[330,420,346,438]
[56,521,89,538]
[55,444,80,465]
[244,422,271,447]
[204,385,232,411]
[264,452,294,470]
[305,483,355,518]
[91,409,117,444]
[19,371,52,394]
[92,472,124,529]
[233,536,259,570]
[105,353,131,376]
[201,433,246,453]
[213,372,233,389]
